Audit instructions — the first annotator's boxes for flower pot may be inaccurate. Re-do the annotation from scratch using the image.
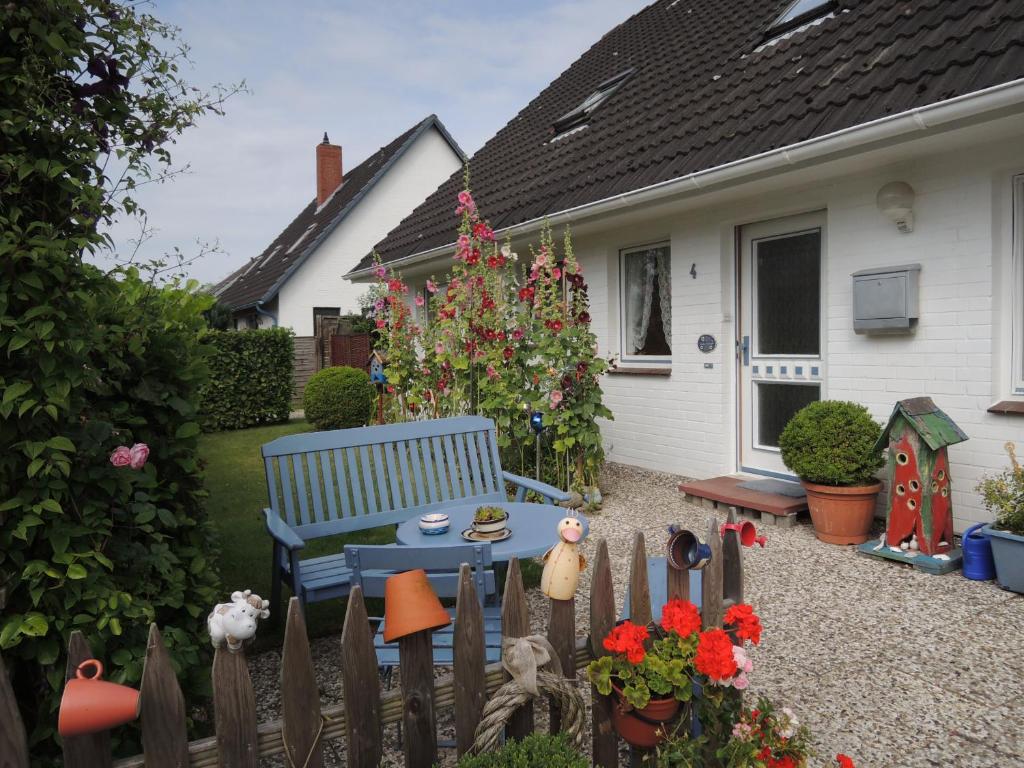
[982,524,1024,593]
[801,480,882,545]
[610,684,680,749]
[382,569,452,642]
[472,511,508,534]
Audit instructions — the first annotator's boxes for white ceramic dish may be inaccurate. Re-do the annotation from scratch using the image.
[461,527,513,543]
[419,513,450,535]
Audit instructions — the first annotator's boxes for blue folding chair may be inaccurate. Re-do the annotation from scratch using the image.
[343,543,503,669]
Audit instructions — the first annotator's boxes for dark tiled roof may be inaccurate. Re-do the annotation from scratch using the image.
[214,115,464,309]
[359,0,1024,272]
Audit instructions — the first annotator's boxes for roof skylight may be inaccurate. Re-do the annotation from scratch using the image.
[767,0,836,37]
[287,224,317,255]
[552,68,635,137]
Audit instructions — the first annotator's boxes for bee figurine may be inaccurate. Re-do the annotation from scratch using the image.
[540,514,587,600]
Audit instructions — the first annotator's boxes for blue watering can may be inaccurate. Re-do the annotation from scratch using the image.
[961,523,995,581]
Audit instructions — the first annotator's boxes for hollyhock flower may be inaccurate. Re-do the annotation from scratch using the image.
[694,628,739,682]
[535,252,547,267]
[129,443,149,470]
[374,299,385,311]
[501,243,517,261]
[552,267,562,280]
[724,603,762,645]
[109,446,131,468]
[415,295,425,307]
[374,264,387,278]
[466,248,481,266]
[426,279,437,293]
[503,347,514,360]
[375,318,386,329]
[532,373,540,385]
[660,599,701,637]
[487,255,499,269]
[549,390,563,409]
[518,286,534,303]
[387,278,405,293]
[435,342,445,355]
[576,311,591,324]
[486,364,499,380]
[386,385,395,394]
[512,328,524,341]
[602,621,649,664]
[548,319,563,333]
[456,190,476,214]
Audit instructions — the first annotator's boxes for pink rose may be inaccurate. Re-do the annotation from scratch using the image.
[426,279,437,293]
[129,443,150,470]
[109,446,131,468]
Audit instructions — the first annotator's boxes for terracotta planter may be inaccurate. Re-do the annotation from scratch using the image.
[610,683,680,749]
[801,480,882,545]
[382,569,452,642]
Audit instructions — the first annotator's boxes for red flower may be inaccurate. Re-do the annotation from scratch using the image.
[503,347,514,360]
[724,603,762,645]
[769,757,797,768]
[836,756,855,768]
[694,628,738,682]
[487,255,499,268]
[518,286,534,303]
[545,318,563,333]
[603,621,649,665]
[576,311,591,324]
[660,599,701,637]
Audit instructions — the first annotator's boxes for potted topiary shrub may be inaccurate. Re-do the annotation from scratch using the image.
[978,442,1024,593]
[302,366,375,431]
[778,401,884,545]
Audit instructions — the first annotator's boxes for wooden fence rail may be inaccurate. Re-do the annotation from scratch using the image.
[0,512,745,768]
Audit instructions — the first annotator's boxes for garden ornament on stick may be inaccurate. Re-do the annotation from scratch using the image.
[666,524,712,570]
[721,520,768,548]
[467,635,584,755]
[207,589,270,651]
[540,512,587,600]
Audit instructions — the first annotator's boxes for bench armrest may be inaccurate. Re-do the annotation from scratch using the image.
[264,509,305,551]
[502,471,572,504]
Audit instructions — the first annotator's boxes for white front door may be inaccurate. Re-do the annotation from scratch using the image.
[738,212,826,477]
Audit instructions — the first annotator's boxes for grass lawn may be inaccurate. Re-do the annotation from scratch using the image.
[199,418,394,646]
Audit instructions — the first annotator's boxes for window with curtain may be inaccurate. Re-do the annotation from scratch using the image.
[620,244,672,360]
[1013,175,1024,394]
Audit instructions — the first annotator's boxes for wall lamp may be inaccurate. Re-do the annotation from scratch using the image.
[876,181,916,234]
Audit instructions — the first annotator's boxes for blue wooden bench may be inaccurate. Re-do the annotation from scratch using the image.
[344,543,503,666]
[262,415,570,610]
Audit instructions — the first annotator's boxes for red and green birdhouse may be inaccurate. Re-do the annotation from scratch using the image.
[876,397,967,557]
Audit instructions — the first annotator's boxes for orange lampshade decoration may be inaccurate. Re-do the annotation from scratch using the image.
[382,569,452,643]
[58,659,139,738]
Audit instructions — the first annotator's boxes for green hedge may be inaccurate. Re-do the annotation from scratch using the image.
[456,733,588,767]
[303,366,374,431]
[200,329,294,431]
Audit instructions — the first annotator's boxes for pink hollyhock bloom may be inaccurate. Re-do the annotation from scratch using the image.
[375,318,387,329]
[426,279,437,293]
[535,252,547,267]
[374,265,387,278]
[109,445,131,468]
[374,299,385,311]
[486,364,499,380]
[435,342,445,355]
[552,267,562,280]
[457,190,476,211]
[128,443,150,470]
[415,295,425,307]
[549,390,563,409]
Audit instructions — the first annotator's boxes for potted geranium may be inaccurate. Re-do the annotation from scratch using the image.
[979,442,1024,593]
[778,401,884,545]
[587,600,762,749]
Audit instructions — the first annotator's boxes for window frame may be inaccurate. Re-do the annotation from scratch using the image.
[766,0,837,38]
[552,68,635,138]
[618,241,672,366]
[1012,174,1024,395]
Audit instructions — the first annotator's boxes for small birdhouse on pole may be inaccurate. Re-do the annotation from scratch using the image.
[368,350,387,384]
[859,397,968,574]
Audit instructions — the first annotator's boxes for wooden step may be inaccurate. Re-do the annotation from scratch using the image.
[678,476,805,528]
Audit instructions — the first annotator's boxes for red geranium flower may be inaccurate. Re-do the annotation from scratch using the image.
[603,621,649,665]
[694,628,738,682]
[836,756,855,768]
[724,603,762,645]
[660,599,701,637]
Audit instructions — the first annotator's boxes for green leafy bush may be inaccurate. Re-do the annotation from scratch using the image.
[977,442,1024,536]
[303,366,374,430]
[456,733,588,768]
[778,401,884,486]
[200,329,294,431]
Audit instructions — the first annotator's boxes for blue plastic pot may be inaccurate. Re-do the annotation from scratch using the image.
[961,523,995,581]
[982,524,1024,593]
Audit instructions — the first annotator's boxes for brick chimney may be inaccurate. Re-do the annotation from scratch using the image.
[316,132,343,206]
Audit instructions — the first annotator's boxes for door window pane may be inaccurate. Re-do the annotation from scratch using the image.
[621,245,672,357]
[755,230,820,355]
[757,382,820,448]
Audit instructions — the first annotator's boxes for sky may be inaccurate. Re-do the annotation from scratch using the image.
[103,0,652,286]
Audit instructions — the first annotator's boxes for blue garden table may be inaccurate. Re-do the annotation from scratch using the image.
[395,501,589,561]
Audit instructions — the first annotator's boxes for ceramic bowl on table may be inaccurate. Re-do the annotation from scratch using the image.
[418,513,450,535]
[471,506,509,534]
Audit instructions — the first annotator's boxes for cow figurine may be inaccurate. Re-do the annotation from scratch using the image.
[207,590,270,651]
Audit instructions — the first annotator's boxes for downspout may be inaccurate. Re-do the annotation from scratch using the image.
[254,301,278,328]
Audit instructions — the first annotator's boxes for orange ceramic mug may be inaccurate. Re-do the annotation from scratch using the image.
[58,659,140,737]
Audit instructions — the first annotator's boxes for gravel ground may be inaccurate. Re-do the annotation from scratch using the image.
[248,462,1024,767]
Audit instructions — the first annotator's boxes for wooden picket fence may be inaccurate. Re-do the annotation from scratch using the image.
[0,513,745,768]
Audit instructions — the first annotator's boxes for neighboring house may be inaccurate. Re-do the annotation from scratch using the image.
[213,115,464,335]
[350,0,1024,531]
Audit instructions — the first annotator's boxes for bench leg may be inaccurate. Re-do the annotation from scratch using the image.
[269,543,283,624]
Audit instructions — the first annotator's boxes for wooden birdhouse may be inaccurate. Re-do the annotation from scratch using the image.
[872,397,967,565]
[367,350,387,384]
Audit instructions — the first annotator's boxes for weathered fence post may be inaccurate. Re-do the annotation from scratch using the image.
[63,631,113,768]
[0,650,29,768]
[722,507,744,607]
[281,598,323,768]
[501,557,533,740]
[398,616,439,767]
[454,563,486,757]
[547,595,575,734]
[340,585,382,768]
[701,515,724,628]
[138,624,188,767]
[628,531,652,626]
[589,539,618,768]
[212,645,258,768]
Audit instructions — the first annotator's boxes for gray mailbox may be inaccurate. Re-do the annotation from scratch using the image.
[852,263,921,334]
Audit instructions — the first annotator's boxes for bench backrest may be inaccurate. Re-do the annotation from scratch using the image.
[261,416,505,539]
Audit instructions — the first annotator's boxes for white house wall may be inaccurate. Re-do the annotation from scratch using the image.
[276,127,462,335]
